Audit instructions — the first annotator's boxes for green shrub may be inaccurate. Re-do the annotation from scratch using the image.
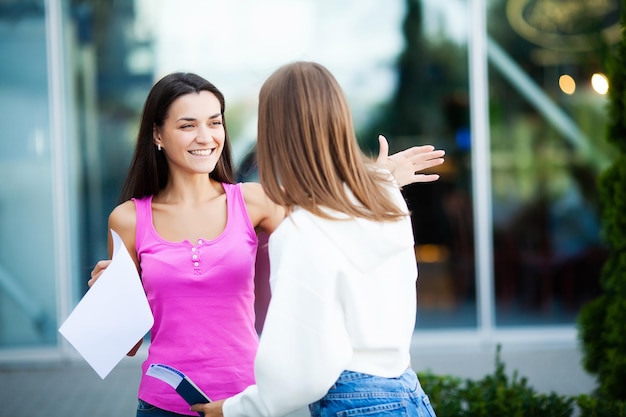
[576,0,626,402]
[417,345,626,416]
[576,394,626,417]
[417,372,465,416]
[418,345,574,417]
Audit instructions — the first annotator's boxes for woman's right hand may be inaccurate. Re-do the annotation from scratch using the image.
[88,259,112,287]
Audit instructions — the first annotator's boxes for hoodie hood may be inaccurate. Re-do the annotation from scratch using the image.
[292,184,415,274]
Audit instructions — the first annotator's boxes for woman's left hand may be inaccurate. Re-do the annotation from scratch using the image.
[376,135,445,187]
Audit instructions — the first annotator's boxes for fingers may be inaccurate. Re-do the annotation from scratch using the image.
[190,399,225,417]
[376,135,390,166]
[390,149,445,171]
[412,173,441,183]
[391,146,445,163]
[405,148,445,173]
[411,148,445,162]
[413,154,445,172]
[393,145,436,159]
[398,145,435,157]
[386,142,445,186]
[378,135,389,157]
[375,135,397,175]
[88,259,112,287]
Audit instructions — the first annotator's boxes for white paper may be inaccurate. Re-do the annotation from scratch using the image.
[59,229,154,379]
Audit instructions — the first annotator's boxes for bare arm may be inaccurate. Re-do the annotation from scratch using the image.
[88,201,138,283]
[88,201,143,356]
[242,182,286,235]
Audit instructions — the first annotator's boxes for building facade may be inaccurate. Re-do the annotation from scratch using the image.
[0,0,617,362]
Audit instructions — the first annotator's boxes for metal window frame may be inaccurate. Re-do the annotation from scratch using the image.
[46,0,74,356]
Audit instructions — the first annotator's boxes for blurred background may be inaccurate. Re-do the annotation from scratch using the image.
[0,0,617,400]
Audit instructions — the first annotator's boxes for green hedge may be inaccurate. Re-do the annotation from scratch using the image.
[576,0,626,402]
[417,346,626,417]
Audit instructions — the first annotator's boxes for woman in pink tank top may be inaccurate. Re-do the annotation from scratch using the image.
[89,72,444,416]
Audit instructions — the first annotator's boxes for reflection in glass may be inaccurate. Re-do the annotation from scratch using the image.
[488,0,614,325]
[362,0,476,329]
[0,0,57,347]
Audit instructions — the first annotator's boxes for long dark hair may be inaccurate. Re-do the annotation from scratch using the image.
[118,72,235,202]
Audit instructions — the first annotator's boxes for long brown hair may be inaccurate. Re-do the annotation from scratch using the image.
[257,61,405,221]
[118,72,234,203]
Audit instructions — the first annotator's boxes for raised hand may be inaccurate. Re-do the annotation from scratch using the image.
[376,135,445,187]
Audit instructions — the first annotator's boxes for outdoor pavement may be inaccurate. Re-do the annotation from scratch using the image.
[0,355,142,417]
[0,344,596,417]
[0,352,314,417]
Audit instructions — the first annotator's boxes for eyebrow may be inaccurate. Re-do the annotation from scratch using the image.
[177,113,222,122]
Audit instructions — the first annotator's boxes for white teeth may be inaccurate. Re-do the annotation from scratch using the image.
[189,149,212,156]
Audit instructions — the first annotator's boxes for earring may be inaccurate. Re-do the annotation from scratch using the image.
[157,144,161,151]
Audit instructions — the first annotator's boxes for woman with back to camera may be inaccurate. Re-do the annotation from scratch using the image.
[193,61,438,417]
[88,70,444,416]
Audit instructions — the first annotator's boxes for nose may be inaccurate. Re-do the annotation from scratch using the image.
[196,124,215,144]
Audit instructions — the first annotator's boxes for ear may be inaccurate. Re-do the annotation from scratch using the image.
[152,124,161,147]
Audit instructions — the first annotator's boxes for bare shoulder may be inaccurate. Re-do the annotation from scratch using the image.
[107,200,137,257]
[240,182,285,234]
[109,200,137,234]
[241,182,266,203]
[240,181,271,223]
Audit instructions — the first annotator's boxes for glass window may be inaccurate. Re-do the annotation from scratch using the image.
[0,1,58,347]
[2,0,612,354]
[487,0,615,325]
[70,0,154,295]
[387,0,476,329]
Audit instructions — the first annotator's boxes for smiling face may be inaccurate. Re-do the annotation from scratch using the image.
[154,90,225,176]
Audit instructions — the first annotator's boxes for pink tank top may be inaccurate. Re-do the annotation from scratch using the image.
[135,183,259,414]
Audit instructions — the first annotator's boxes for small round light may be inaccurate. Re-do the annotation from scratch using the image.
[559,74,576,95]
[591,73,609,95]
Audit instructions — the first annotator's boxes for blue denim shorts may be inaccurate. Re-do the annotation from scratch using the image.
[309,368,437,417]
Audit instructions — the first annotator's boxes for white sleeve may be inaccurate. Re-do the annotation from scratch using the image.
[223,223,352,417]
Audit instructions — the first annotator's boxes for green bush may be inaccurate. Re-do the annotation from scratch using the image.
[576,394,626,417]
[576,0,626,402]
[417,345,626,416]
[418,345,574,417]
[417,372,466,416]
[578,81,626,397]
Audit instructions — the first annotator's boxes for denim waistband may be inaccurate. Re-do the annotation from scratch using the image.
[310,369,435,417]
[330,368,425,395]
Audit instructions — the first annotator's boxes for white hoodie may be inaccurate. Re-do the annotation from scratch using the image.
[223,182,418,417]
